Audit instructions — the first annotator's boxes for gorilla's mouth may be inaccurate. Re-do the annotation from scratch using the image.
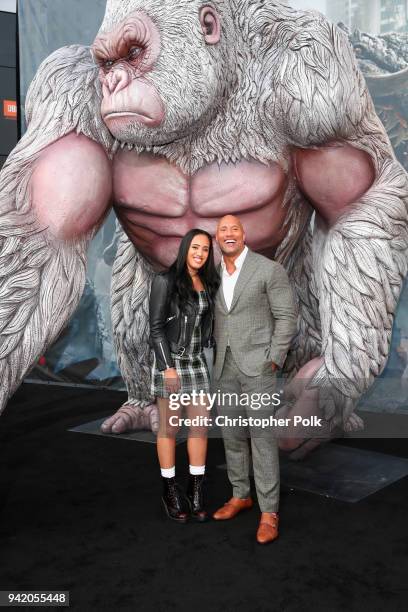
[104,111,160,128]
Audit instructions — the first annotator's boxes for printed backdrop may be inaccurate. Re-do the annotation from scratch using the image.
[17,0,408,410]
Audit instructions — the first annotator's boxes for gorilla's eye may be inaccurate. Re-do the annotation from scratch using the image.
[128,46,143,61]
[104,59,115,69]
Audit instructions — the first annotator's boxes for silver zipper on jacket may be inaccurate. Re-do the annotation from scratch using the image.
[159,341,170,368]
[183,315,188,346]
[175,315,188,358]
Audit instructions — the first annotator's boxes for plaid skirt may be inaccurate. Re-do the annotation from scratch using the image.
[151,352,210,399]
[151,291,211,399]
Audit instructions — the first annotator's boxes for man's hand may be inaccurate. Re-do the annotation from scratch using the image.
[164,367,181,393]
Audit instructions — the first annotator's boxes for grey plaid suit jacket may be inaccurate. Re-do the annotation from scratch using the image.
[213,249,297,379]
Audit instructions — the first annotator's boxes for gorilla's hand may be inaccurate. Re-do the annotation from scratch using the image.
[277,357,365,455]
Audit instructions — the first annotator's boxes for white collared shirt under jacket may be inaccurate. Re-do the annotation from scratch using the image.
[221,246,249,311]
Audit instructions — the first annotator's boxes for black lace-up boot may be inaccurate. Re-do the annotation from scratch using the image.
[161,477,188,523]
[186,474,208,522]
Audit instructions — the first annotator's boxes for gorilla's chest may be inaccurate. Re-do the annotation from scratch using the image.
[112,150,289,268]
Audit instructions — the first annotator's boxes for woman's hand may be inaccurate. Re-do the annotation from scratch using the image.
[164,367,181,393]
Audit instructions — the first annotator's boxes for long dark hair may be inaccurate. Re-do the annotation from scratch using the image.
[168,229,220,309]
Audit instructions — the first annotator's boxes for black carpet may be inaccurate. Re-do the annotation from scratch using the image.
[1,384,408,611]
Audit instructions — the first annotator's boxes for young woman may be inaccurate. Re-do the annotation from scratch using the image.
[149,229,220,523]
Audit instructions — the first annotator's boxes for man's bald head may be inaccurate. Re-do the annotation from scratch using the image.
[216,214,246,258]
[217,214,243,232]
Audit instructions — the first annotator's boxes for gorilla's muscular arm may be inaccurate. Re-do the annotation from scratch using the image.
[104,228,159,434]
[276,15,408,440]
[0,45,112,414]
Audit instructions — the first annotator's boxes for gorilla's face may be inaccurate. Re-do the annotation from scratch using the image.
[92,5,227,147]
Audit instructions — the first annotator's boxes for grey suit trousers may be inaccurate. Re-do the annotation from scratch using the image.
[215,347,280,513]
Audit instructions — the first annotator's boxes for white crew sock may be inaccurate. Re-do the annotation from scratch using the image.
[189,465,206,476]
[161,466,176,478]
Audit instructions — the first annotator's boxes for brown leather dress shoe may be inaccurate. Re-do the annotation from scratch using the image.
[213,496,253,520]
[256,512,279,544]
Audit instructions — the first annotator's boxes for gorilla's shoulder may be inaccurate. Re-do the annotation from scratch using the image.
[25,44,98,123]
[33,44,94,79]
[277,6,342,49]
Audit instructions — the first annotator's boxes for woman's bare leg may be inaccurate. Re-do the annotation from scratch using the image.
[185,398,210,520]
[156,397,180,469]
[186,398,209,467]
[187,437,208,466]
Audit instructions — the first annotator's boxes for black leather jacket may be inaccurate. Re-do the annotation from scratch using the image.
[149,272,215,371]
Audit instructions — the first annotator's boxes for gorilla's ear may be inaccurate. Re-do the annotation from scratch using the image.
[199,6,221,44]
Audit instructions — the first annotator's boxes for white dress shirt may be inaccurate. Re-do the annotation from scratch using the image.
[221,246,249,311]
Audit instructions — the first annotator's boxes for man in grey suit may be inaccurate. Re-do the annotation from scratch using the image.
[212,215,297,544]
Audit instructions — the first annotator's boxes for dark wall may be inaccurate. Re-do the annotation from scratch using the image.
[0,10,17,169]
